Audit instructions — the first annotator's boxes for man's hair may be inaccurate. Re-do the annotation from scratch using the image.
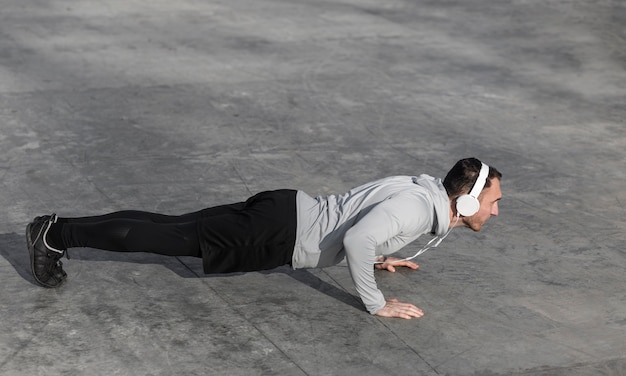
[443,157,502,198]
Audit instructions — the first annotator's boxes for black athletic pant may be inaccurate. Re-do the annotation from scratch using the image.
[55,190,298,274]
[60,209,204,257]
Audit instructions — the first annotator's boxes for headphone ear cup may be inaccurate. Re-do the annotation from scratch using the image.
[456,194,480,217]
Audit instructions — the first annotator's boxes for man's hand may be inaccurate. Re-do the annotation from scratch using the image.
[375,298,424,319]
[374,256,419,273]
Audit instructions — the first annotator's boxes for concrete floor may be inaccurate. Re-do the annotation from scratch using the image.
[1,0,625,375]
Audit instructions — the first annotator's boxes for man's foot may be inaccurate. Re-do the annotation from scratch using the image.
[26,214,67,288]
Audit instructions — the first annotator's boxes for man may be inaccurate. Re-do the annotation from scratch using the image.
[26,157,502,319]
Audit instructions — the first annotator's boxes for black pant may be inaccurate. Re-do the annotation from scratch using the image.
[60,190,298,274]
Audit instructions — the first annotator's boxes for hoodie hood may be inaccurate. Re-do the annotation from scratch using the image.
[412,174,451,236]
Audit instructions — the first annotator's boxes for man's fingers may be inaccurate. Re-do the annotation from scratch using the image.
[394,306,423,319]
[402,261,419,270]
[385,260,418,270]
[397,303,424,318]
[376,299,424,319]
[384,258,419,268]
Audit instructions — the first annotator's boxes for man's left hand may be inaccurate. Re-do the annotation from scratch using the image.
[374,256,419,272]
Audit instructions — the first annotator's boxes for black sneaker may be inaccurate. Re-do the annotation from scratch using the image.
[26,214,67,288]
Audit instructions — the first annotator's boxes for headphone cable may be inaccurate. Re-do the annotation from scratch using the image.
[374,214,460,265]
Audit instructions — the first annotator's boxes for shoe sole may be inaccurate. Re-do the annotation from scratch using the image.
[26,222,65,288]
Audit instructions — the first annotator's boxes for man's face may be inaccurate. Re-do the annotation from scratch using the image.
[464,178,502,232]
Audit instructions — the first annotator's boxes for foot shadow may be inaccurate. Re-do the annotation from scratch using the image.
[0,232,39,286]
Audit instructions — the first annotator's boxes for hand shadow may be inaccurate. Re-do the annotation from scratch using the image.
[262,268,365,312]
[0,232,364,312]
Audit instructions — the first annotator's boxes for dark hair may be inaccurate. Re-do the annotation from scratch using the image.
[443,157,502,198]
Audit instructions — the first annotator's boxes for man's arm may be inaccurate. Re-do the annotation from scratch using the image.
[342,196,430,318]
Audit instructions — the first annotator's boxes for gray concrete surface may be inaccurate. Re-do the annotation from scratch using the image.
[1,0,625,375]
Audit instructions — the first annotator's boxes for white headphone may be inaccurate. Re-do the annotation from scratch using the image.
[455,162,489,217]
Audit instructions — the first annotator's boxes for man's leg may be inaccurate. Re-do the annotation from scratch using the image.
[59,218,201,257]
[25,207,226,288]
[63,202,247,225]
[25,196,286,286]
[41,200,249,255]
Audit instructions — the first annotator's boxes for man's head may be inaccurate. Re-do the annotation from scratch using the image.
[443,157,502,231]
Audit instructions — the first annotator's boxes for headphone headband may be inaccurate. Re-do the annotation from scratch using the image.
[468,162,489,199]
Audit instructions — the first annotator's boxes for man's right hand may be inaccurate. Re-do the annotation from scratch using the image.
[375,298,424,319]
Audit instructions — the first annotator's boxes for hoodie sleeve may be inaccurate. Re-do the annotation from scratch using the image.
[342,194,432,314]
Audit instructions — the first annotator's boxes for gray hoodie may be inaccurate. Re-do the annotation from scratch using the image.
[293,174,451,314]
